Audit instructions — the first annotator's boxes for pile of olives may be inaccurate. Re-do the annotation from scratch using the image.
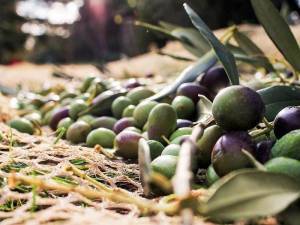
[8,65,300,193]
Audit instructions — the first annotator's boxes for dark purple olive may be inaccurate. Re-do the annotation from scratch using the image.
[113,117,136,134]
[123,79,143,89]
[49,107,69,130]
[176,83,211,103]
[212,131,255,177]
[255,140,275,163]
[176,119,193,128]
[285,70,294,78]
[114,131,142,159]
[199,66,229,97]
[273,106,300,139]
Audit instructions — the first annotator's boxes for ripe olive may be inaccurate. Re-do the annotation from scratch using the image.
[86,128,116,148]
[199,66,229,97]
[9,118,34,135]
[114,131,142,159]
[177,82,211,103]
[212,131,255,177]
[171,96,195,119]
[176,119,193,128]
[212,85,265,131]
[147,140,165,160]
[66,121,91,144]
[273,106,300,139]
[151,155,178,179]
[69,100,89,120]
[111,96,132,119]
[113,117,137,134]
[49,107,69,130]
[255,140,274,163]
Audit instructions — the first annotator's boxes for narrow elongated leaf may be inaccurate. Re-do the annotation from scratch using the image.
[258,86,300,120]
[138,138,152,196]
[200,170,300,221]
[234,54,274,71]
[251,0,300,71]
[147,50,217,101]
[183,3,239,85]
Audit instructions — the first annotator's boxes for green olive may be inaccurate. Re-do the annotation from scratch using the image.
[126,87,155,105]
[147,140,165,160]
[206,164,220,186]
[170,127,193,141]
[91,116,117,130]
[171,96,195,119]
[151,155,178,179]
[66,121,91,144]
[133,101,158,128]
[9,118,34,135]
[77,115,96,125]
[122,105,136,118]
[86,128,116,148]
[111,96,132,119]
[69,100,89,120]
[57,117,73,137]
[161,144,181,156]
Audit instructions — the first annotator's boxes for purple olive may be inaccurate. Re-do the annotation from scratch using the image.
[114,131,142,159]
[255,140,275,163]
[49,107,69,130]
[113,117,137,134]
[176,119,193,128]
[199,66,229,97]
[176,83,211,103]
[212,131,255,177]
[123,79,143,89]
[274,106,300,139]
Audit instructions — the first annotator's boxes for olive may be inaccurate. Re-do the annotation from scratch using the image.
[66,121,91,144]
[24,112,42,124]
[80,76,97,93]
[206,164,220,186]
[49,107,69,130]
[177,82,211,103]
[9,118,34,135]
[265,157,300,182]
[199,66,229,97]
[113,117,137,134]
[271,130,300,160]
[147,140,165,160]
[273,106,300,139]
[170,135,190,145]
[86,128,116,148]
[126,87,155,105]
[114,131,142,159]
[171,96,195,119]
[151,155,178,179]
[86,80,106,95]
[111,96,132,119]
[170,127,193,141]
[122,105,136,117]
[57,117,73,137]
[77,115,96,125]
[161,144,181,156]
[212,85,265,131]
[196,125,224,167]
[133,101,158,128]
[255,140,274,163]
[91,116,117,130]
[123,126,142,134]
[42,109,55,126]
[69,100,89,120]
[59,92,77,101]
[176,119,193,128]
[212,131,255,177]
[123,79,142,89]
[40,101,57,115]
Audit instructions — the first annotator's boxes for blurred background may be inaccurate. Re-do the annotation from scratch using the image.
[1,0,300,65]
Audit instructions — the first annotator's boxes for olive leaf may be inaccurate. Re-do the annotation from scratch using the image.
[138,138,152,196]
[196,95,213,124]
[251,0,300,71]
[199,170,300,221]
[183,3,239,85]
[258,85,300,121]
[147,50,217,101]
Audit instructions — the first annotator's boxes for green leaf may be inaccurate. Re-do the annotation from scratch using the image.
[183,3,239,85]
[258,86,300,121]
[251,0,300,71]
[147,50,217,101]
[200,170,300,221]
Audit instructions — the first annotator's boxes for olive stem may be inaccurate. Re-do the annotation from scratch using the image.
[250,126,273,138]
[262,117,273,129]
